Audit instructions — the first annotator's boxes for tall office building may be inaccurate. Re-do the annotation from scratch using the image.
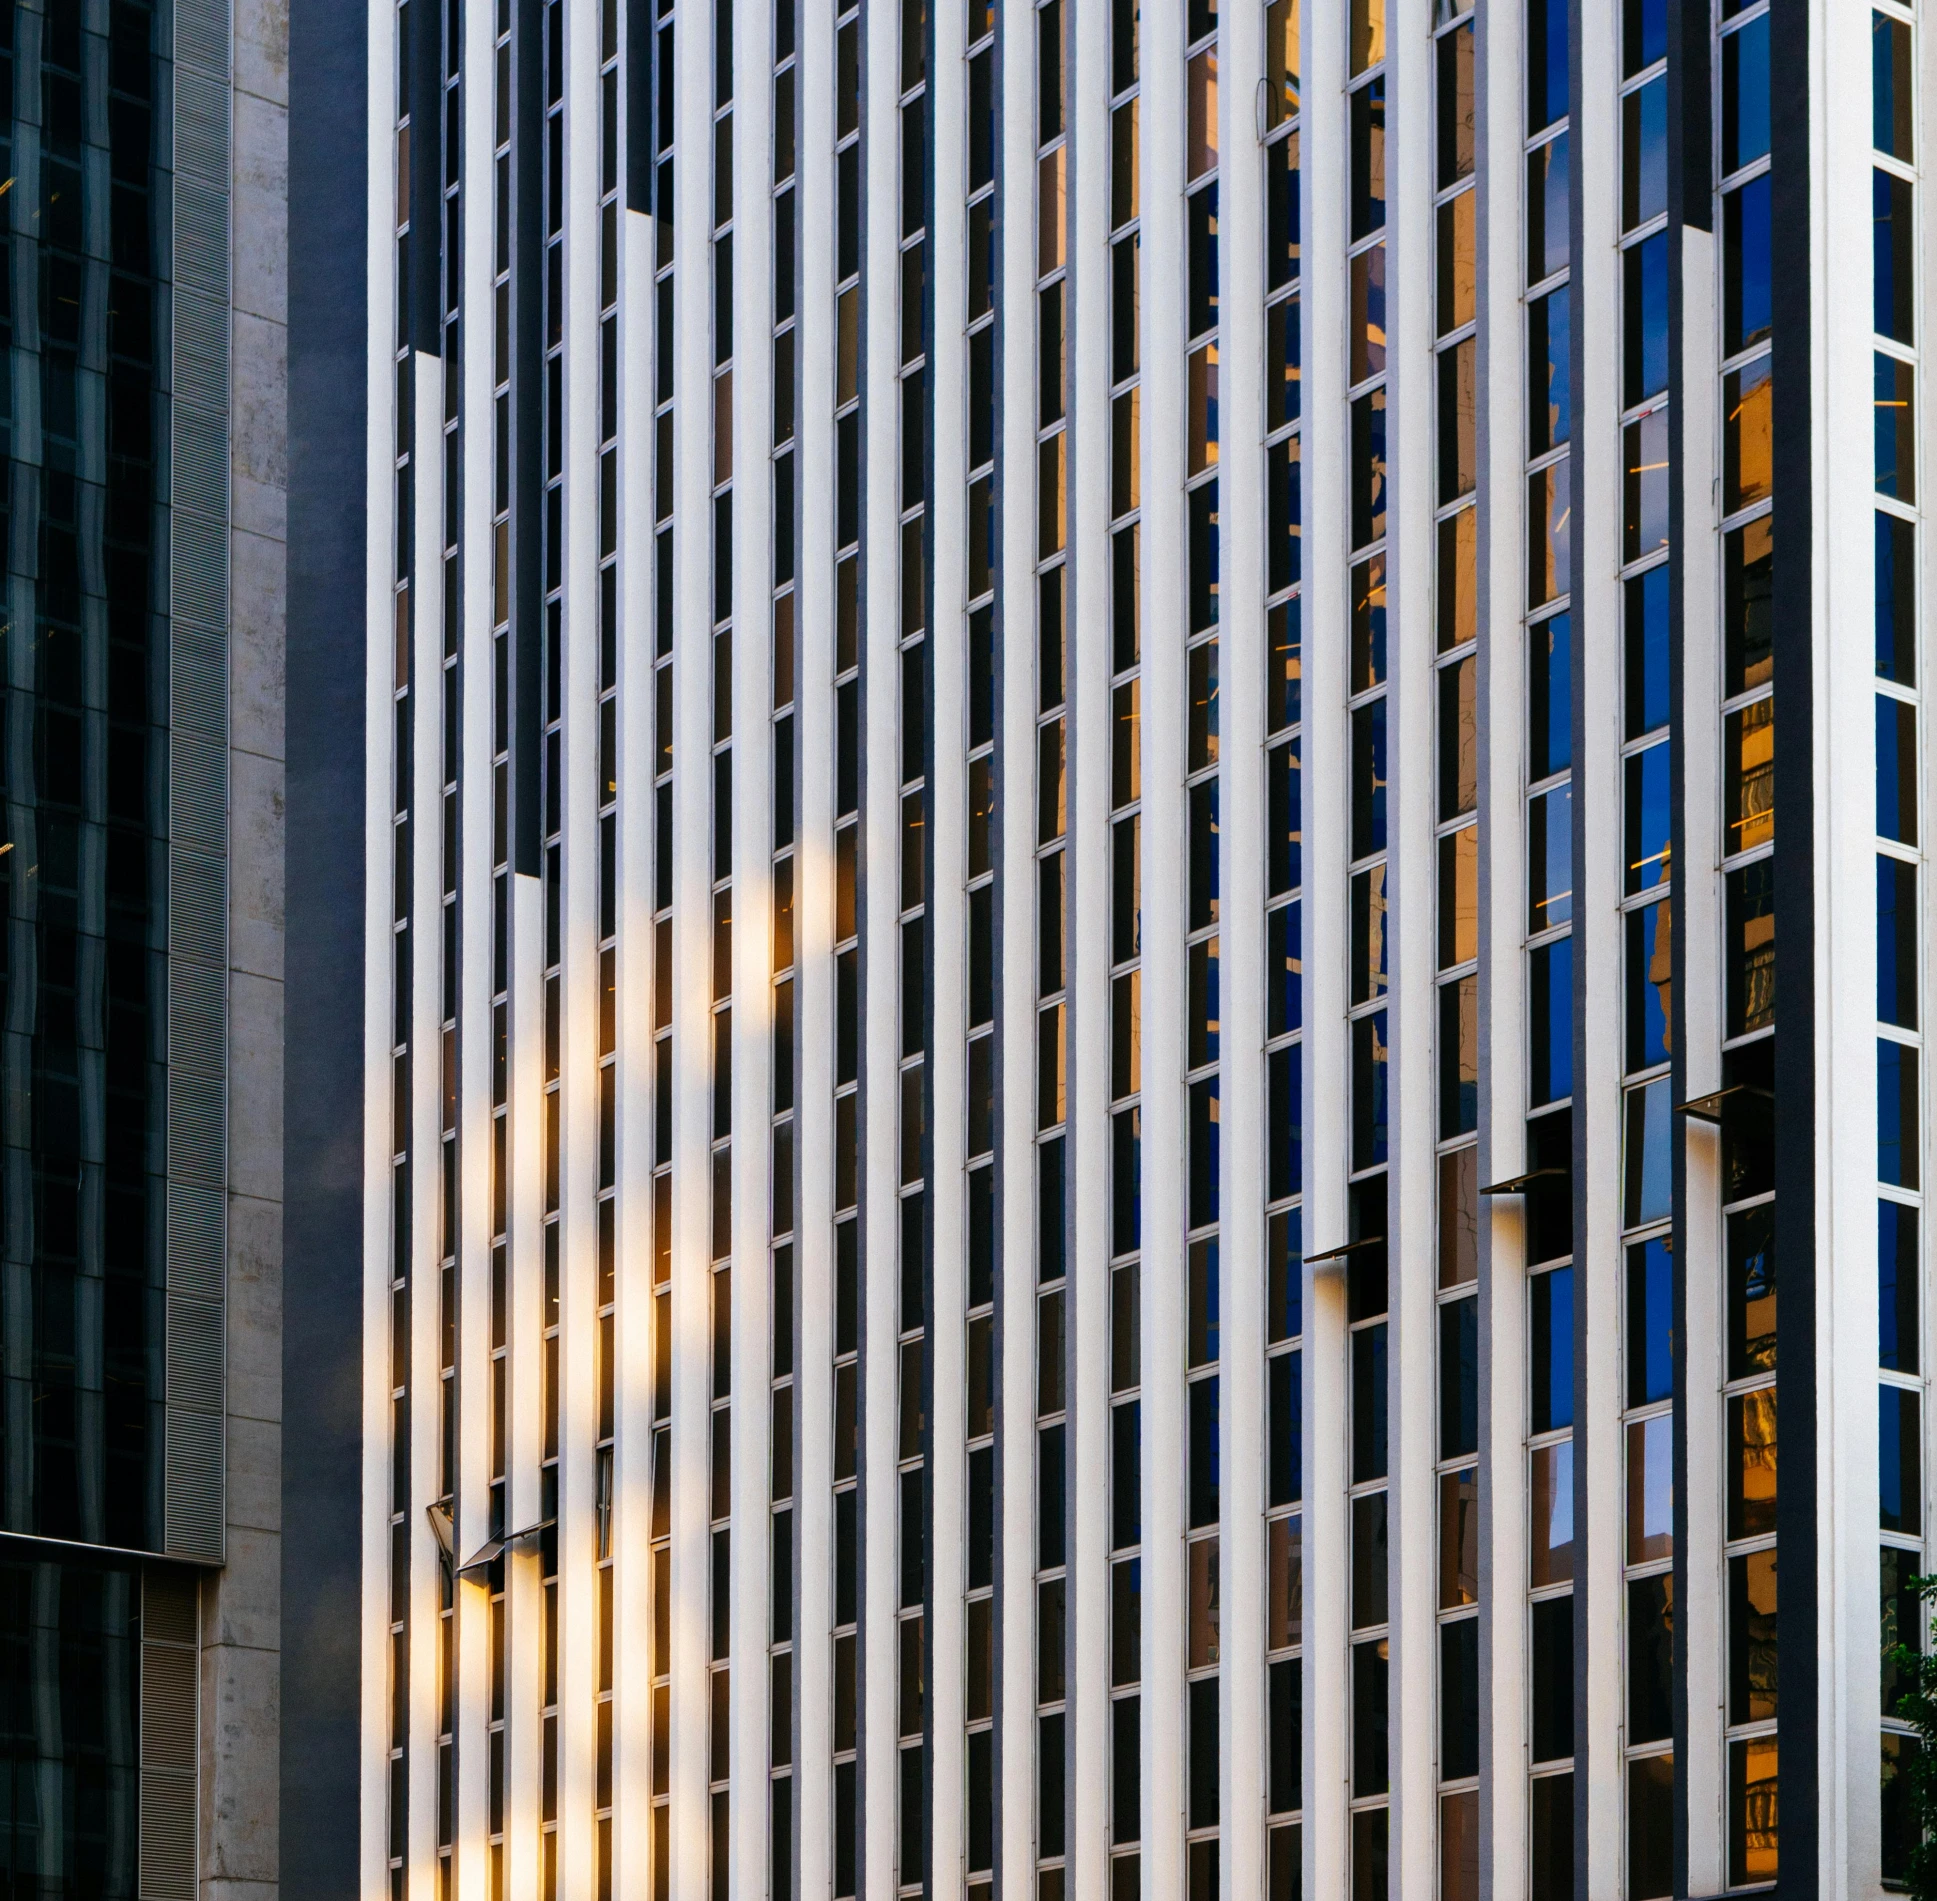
[283,0,1933,1894]
[0,0,285,1892]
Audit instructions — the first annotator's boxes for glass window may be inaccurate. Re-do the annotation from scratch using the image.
[1724,697,1775,855]
[1727,1202,1777,1378]
[1626,901,1672,1071]
[1440,1466,1480,1606]
[1440,1296,1478,1458]
[1530,1598,1575,1762]
[1876,351,1918,501]
[1727,1737,1779,1888]
[1874,10,1914,163]
[1721,13,1769,172]
[1441,1618,1480,1779]
[1622,76,1667,229]
[1723,353,1772,512]
[1627,1238,1674,1403]
[1727,1388,1778,1539]
[1626,1413,1672,1561]
[1881,1385,1922,1534]
[1531,1265,1574,1431]
[1529,936,1574,1106]
[1875,169,1915,345]
[1530,1439,1575,1587]
[1527,0,1570,131]
[1628,1577,1674,1741]
[1876,510,1917,685]
[1352,1324,1389,1482]
[1879,1037,1920,1188]
[1623,1077,1673,1228]
[1623,232,1669,404]
[1353,701,1388,857]
[1351,78,1387,239]
[1440,975,1478,1138]
[1527,132,1571,283]
[1725,515,1775,694]
[1728,1548,1779,1723]
[1529,784,1573,931]
[1879,1199,1920,1374]
[1437,191,1476,335]
[1726,860,1775,1036]
[1723,174,1772,355]
[1528,458,1571,608]
[1877,694,1919,843]
[1352,1010,1390,1169]
[1530,613,1572,778]
[1529,287,1571,455]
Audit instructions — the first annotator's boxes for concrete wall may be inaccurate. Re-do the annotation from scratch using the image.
[204,0,287,1891]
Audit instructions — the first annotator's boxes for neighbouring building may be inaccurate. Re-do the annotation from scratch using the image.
[282,0,1936,1895]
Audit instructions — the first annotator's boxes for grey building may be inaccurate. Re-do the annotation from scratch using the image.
[0,0,284,1896]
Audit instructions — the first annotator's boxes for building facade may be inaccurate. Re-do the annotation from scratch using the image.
[285,0,1934,1894]
[0,0,285,1893]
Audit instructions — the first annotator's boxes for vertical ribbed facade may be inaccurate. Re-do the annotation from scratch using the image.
[357,0,1937,1896]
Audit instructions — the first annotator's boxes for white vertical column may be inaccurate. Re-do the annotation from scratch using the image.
[1473,0,1529,1887]
[1384,0,1440,1887]
[612,3,663,1877]
[456,0,505,1886]
[794,0,840,1890]
[1218,0,1269,1889]
[998,0,1042,1874]
[731,0,778,1892]
[864,0,907,1888]
[1818,0,1893,1882]
[926,0,970,1879]
[1301,0,1351,1877]
[555,6,606,1890]
[1133,0,1186,1886]
[1067,0,1114,1887]
[668,1,719,1887]
[1571,0,1626,1885]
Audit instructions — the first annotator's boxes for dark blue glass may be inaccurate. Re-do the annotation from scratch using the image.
[1189,1375,1221,1528]
[1625,564,1671,736]
[1531,1265,1575,1432]
[1352,1010,1389,1170]
[1625,0,1666,71]
[1876,170,1916,345]
[1352,701,1387,858]
[1875,10,1914,161]
[1626,900,1671,1070]
[1876,510,1917,684]
[1352,387,1387,548]
[1268,900,1303,1036]
[1350,76,1387,239]
[1877,352,1917,502]
[1352,1324,1388,1482]
[1529,936,1574,1105]
[1879,1200,1920,1374]
[1530,287,1571,455]
[1269,1045,1303,1202]
[1440,1295,1479,1458]
[1879,1037,1920,1189]
[1528,0,1569,129]
[1625,231,1669,405]
[1626,1238,1673,1405]
[1878,695,1918,843]
[1879,856,1918,1030]
[1530,612,1572,778]
[1189,1077,1221,1230]
[1881,1386,1922,1534]
[1625,739,1671,893]
[1724,174,1771,354]
[1721,15,1769,172]
[1270,1350,1302,1502]
[1269,1208,1303,1342]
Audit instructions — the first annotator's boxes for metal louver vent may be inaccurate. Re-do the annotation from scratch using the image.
[139,1568,198,1901]
[164,0,232,1569]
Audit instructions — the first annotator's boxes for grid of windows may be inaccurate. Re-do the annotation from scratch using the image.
[1873,0,1925,1881]
[352,2,1937,1896]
